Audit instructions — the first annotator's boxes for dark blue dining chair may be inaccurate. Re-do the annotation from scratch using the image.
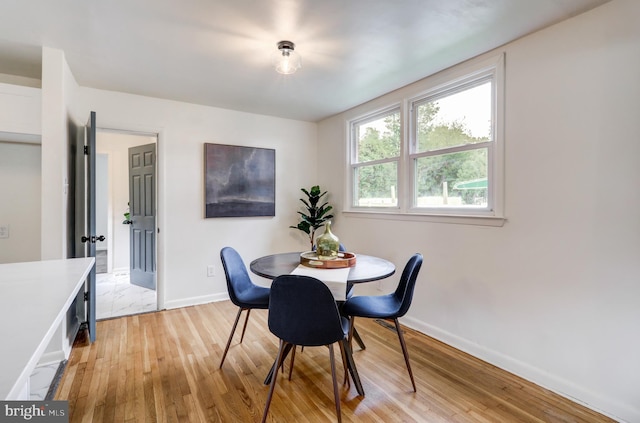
[219,246,270,368]
[261,274,363,423]
[287,242,362,377]
[342,253,423,391]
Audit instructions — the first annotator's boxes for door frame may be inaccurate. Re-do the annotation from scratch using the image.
[96,127,164,311]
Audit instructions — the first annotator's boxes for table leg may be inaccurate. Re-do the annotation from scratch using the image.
[264,343,294,385]
[352,327,366,350]
[339,298,366,350]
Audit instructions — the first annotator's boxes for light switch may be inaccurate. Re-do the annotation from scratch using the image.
[0,224,9,239]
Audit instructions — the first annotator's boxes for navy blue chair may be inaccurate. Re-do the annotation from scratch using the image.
[261,275,363,423]
[342,253,423,391]
[219,247,270,368]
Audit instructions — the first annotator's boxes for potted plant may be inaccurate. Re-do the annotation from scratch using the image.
[290,185,334,250]
[122,203,132,225]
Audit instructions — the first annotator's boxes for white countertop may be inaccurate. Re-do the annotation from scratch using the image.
[0,257,95,399]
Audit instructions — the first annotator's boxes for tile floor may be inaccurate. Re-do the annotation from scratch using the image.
[96,270,157,320]
[30,362,61,400]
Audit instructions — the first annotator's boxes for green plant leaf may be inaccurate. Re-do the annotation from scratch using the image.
[291,185,334,246]
[295,222,311,234]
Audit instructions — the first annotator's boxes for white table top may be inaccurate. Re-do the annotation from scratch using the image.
[0,257,95,399]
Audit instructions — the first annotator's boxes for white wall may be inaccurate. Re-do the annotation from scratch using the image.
[77,88,318,309]
[0,142,41,263]
[40,47,80,260]
[318,1,640,422]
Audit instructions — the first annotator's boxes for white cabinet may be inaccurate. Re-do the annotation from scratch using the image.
[0,82,41,137]
[0,258,95,400]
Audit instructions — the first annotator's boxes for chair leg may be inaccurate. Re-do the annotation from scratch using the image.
[239,308,252,343]
[328,344,342,423]
[219,307,244,368]
[337,341,349,387]
[347,316,355,346]
[341,339,365,397]
[393,318,416,392]
[288,346,296,380]
[261,339,287,423]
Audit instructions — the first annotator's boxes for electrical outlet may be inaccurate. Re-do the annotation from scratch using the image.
[0,224,9,239]
[207,265,215,277]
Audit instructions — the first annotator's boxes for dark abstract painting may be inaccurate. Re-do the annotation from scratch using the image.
[204,143,275,218]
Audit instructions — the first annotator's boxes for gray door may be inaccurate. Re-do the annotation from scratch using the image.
[76,111,102,343]
[129,143,156,289]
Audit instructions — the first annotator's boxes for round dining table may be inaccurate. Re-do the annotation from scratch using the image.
[249,251,396,395]
[249,251,396,283]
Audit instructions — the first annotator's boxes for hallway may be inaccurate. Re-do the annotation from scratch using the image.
[96,270,156,320]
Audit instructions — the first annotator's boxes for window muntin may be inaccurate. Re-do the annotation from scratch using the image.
[351,108,400,208]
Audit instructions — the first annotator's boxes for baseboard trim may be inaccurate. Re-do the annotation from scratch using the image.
[164,293,229,310]
[400,316,635,423]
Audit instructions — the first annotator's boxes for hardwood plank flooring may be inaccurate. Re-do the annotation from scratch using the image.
[56,301,615,422]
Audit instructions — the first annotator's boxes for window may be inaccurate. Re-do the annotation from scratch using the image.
[411,77,493,211]
[347,54,504,224]
[350,107,401,208]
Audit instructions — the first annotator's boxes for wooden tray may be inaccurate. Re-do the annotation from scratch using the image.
[300,251,357,269]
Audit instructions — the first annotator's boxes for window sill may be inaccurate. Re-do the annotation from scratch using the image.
[342,210,506,227]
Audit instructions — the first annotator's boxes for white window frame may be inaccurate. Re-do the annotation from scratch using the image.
[345,53,505,227]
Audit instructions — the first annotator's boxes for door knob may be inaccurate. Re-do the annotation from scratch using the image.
[81,235,106,243]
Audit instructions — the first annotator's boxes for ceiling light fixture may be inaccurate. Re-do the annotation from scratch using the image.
[273,40,301,75]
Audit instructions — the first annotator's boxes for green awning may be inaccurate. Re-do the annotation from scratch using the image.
[452,178,487,190]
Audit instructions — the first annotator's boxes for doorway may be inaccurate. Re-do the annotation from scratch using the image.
[95,130,158,319]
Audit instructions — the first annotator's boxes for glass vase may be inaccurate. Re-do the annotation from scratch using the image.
[316,221,340,260]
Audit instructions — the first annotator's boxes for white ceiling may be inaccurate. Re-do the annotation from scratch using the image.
[0,0,610,122]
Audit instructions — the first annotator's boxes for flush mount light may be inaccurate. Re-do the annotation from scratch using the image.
[273,40,301,75]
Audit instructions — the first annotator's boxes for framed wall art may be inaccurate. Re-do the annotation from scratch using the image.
[204,143,276,218]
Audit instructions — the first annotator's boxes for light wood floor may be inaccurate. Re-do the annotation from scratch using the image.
[56,300,614,422]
